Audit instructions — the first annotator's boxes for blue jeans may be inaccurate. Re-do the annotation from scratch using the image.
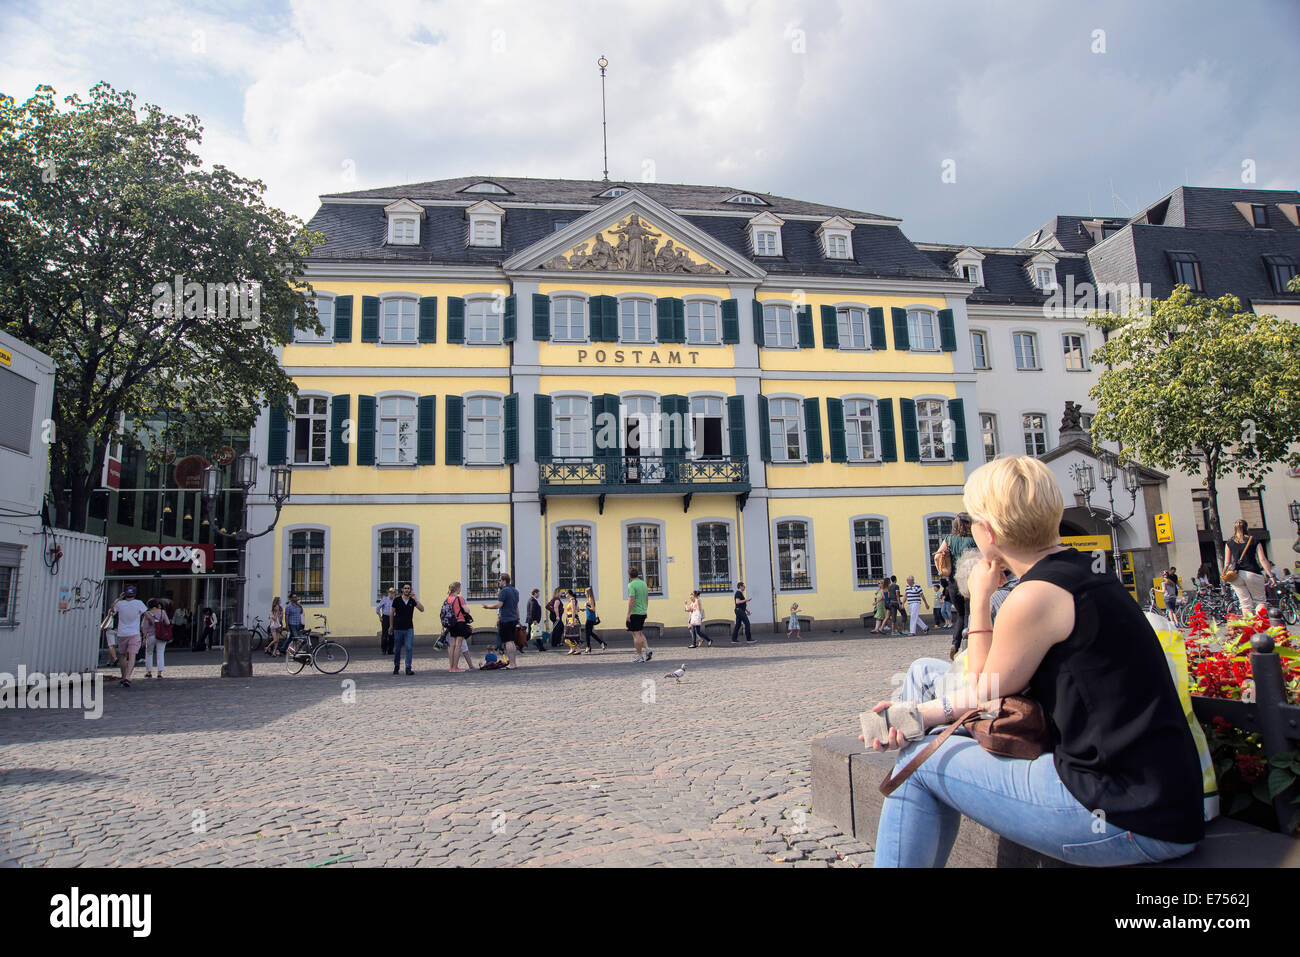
[875,736,1198,867]
[392,628,414,670]
[898,657,957,704]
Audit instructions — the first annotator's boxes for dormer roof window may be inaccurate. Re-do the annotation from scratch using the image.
[461,181,509,195]
[747,211,785,258]
[727,193,769,206]
[1026,251,1058,291]
[816,216,855,260]
[466,200,505,248]
[952,247,986,287]
[384,198,425,246]
[598,186,629,198]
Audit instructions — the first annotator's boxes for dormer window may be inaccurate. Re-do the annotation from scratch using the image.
[1026,252,1058,291]
[727,193,768,206]
[462,181,509,194]
[952,247,985,287]
[963,265,983,284]
[1251,204,1269,228]
[816,216,855,260]
[384,198,425,246]
[466,200,505,248]
[747,211,785,257]
[598,187,629,198]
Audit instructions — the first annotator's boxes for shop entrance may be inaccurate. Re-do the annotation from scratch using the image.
[102,573,236,649]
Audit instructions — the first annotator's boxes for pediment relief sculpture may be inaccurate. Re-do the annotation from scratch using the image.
[542,214,723,274]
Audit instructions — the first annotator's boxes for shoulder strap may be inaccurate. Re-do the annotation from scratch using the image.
[878,709,981,797]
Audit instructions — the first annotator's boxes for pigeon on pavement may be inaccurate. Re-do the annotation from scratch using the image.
[664,664,686,683]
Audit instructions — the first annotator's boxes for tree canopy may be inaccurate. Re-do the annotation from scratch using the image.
[0,83,322,530]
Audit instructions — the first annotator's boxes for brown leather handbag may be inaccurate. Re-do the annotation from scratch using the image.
[879,694,1049,796]
[1222,535,1251,584]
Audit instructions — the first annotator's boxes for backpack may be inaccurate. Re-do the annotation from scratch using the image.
[440,597,458,629]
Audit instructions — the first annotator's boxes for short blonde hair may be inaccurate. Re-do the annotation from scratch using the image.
[963,456,1062,551]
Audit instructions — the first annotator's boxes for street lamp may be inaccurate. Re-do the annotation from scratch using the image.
[1075,452,1140,584]
[1289,500,1299,531]
[202,452,292,676]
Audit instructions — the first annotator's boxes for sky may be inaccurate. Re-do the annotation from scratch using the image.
[2,0,1298,246]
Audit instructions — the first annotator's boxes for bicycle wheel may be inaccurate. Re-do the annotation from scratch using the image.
[1283,595,1299,627]
[313,640,349,675]
[285,641,308,675]
[249,628,265,652]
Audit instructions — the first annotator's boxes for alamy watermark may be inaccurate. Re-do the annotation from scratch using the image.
[0,668,103,719]
[151,274,261,325]
[1042,274,1152,320]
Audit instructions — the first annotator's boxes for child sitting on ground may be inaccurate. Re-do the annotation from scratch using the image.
[787,603,802,640]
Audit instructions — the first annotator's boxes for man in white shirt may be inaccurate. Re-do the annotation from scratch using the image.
[904,576,930,635]
[110,585,148,687]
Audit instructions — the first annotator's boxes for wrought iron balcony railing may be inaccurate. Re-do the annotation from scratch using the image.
[538,454,750,513]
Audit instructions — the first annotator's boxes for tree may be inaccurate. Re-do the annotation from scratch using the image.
[0,83,323,530]
[1087,284,1300,564]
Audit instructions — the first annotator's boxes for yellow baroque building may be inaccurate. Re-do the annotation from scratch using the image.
[245,177,979,639]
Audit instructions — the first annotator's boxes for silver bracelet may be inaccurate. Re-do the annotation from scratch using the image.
[941,696,955,722]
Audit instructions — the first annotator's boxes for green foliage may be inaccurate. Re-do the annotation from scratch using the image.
[0,83,324,529]
[1087,285,1300,546]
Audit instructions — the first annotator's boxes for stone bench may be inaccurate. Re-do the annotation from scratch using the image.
[701,618,735,641]
[859,612,883,632]
[811,734,1300,868]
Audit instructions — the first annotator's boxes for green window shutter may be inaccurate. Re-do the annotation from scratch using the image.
[361,296,380,343]
[417,395,436,465]
[534,393,552,461]
[891,307,910,351]
[752,299,766,347]
[820,305,839,350]
[447,297,465,343]
[938,308,957,351]
[721,299,740,343]
[797,305,816,349]
[948,398,969,461]
[590,394,610,465]
[504,393,519,464]
[661,394,688,459]
[418,296,438,343]
[899,398,920,462]
[803,396,823,463]
[267,404,288,466]
[332,296,353,342]
[602,296,619,342]
[588,297,603,341]
[674,299,685,343]
[877,398,897,462]
[444,395,463,465]
[329,395,350,465]
[532,294,551,341]
[869,307,887,349]
[656,298,677,343]
[757,394,771,462]
[503,295,517,343]
[826,397,846,463]
[727,395,747,458]
[356,395,376,466]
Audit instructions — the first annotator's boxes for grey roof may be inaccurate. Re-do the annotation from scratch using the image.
[305,180,952,280]
[1129,186,1300,231]
[1087,224,1300,305]
[1016,215,1128,253]
[321,175,894,220]
[917,244,1094,306]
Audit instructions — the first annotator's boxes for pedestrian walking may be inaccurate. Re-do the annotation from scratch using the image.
[884,576,902,634]
[390,583,423,675]
[731,581,753,643]
[547,588,564,648]
[871,582,888,633]
[1161,567,1182,620]
[172,606,190,647]
[562,589,584,654]
[109,585,147,687]
[377,586,395,656]
[904,576,930,634]
[194,606,217,652]
[627,567,653,661]
[265,596,285,656]
[934,515,976,657]
[584,586,606,652]
[685,590,709,647]
[441,581,474,672]
[787,602,802,640]
[482,573,520,669]
[1224,519,1277,615]
[931,583,947,628]
[100,606,120,667]
[143,598,171,678]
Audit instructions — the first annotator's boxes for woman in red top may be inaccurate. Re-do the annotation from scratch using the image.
[445,582,475,672]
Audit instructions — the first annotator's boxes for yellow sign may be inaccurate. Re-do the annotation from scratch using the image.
[1061,534,1111,552]
[1154,512,1173,543]
[0,347,10,367]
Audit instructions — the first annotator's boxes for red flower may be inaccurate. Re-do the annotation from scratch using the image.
[1235,754,1265,783]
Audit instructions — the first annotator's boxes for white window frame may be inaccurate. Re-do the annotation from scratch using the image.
[465,295,503,345]
[980,412,1000,462]
[826,234,848,259]
[388,215,419,245]
[296,293,334,343]
[462,522,508,601]
[684,296,722,345]
[622,519,666,598]
[0,552,20,625]
[373,523,419,602]
[767,395,805,464]
[1013,331,1040,371]
[692,517,736,595]
[962,264,983,285]
[849,515,891,590]
[772,516,817,592]
[552,393,592,459]
[754,230,780,256]
[915,397,949,462]
[688,393,728,460]
[763,302,797,349]
[376,392,418,465]
[552,521,597,596]
[727,193,768,206]
[842,395,879,463]
[971,330,990,369]
[1022,412,1049,456]
[471,219,499,246]
[836,305,870,351]
[282,524,329,606]
[1061,332,1089,371]
[551,295,588,343]
[291,392,331,466]
[379,294,418,344]
[906,309,939,352]
[618,296,654,344]
[464,392,505,465]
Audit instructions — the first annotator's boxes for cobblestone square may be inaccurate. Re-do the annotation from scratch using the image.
[0,631,952,867]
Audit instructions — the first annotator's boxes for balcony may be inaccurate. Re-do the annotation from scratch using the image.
[538,455,750,513]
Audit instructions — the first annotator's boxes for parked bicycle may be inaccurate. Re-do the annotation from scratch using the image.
[1265,580,1299,627]
[247,616,270,652]
[1176,584,1242,628]
[284,614,350,675]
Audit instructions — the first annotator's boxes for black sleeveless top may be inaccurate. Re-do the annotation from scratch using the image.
[1019,549,1204,844]
[1226,538,1262,574]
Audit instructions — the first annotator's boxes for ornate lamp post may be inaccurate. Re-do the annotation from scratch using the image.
[1074,451,1140,583]
[202,452,291,676]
